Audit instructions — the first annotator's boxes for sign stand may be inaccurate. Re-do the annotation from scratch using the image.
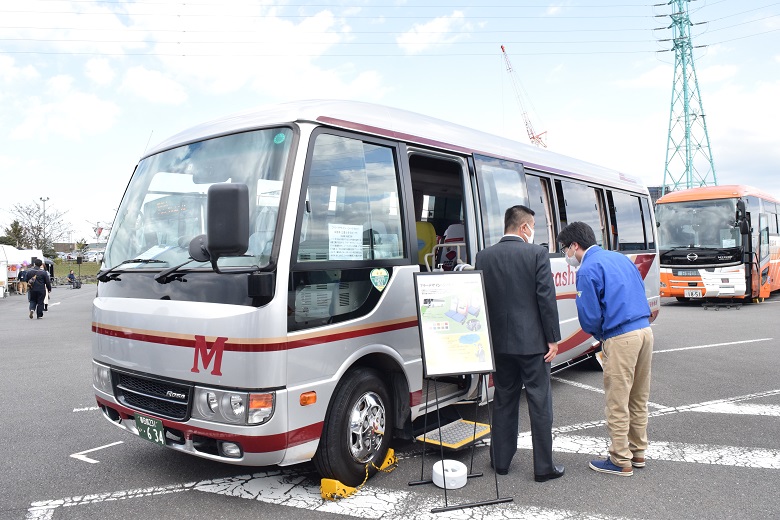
[408,271,513,513]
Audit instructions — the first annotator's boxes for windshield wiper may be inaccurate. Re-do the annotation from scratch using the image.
[98,259,166,283]
[154,259,197,284]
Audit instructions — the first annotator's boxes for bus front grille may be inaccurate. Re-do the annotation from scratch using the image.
[113,371,191,421]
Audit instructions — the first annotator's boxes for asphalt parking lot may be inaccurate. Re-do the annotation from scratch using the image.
[1,288,778,520]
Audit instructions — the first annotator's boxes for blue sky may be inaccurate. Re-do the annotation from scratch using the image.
[1,0,778,242]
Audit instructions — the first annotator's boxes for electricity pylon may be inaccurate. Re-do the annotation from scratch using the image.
[660,0,716,196]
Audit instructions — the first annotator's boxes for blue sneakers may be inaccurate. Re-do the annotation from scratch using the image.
[589,458,633,476]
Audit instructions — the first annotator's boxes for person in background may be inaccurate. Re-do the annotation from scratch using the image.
[17,265,28,295]
[556,221,653,477]
[67,270,76,285]
[475,205,564,482]
[26,259,52,320]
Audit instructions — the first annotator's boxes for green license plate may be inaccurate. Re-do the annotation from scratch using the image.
[135,414,166,446]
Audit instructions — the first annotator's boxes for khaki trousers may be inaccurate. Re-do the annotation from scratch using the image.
[602,327,653,468]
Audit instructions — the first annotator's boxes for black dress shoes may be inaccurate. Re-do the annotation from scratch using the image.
[534,465,565,482]
[490,459,509,475]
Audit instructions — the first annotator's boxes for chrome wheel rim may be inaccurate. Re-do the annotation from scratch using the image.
[348,391,386,463]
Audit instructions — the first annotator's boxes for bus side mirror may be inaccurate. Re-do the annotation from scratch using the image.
[203,183,250,267]
[739,220,750,235]
[736,200,746,221]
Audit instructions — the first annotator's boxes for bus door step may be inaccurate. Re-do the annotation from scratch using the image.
[416,419,491,450]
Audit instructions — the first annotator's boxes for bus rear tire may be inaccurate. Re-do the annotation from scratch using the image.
[313,367,393,487]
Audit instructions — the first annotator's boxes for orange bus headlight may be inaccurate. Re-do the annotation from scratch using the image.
[248,392,275,425]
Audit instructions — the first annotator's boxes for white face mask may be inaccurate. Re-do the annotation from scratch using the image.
[565,245,581,267]
[523,225,535,244]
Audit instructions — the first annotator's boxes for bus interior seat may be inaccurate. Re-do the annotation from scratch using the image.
[416,221,438,269]
[248,207,277,256]
[438,222,465,269]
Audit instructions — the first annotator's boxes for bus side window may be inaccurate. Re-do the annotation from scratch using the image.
[609,191,646,251]
[290,132,406,332]
[642,198,656,250]
[473,154,529,248]
[556,179,607,249]
[525,173,554,252]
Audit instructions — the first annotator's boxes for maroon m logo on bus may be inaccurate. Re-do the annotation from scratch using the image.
[191,335,227,376]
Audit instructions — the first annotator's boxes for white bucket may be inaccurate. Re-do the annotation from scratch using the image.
[431,459,468,489]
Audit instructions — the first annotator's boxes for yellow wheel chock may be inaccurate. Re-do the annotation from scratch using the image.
[321,448,397,501]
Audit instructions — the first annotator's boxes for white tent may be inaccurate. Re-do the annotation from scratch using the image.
[0,245,44,283]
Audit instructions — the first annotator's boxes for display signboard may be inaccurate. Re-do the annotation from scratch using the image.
[413,271,495,377]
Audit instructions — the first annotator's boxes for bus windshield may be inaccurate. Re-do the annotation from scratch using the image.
[104,127,293,270]
[656,198,739,250]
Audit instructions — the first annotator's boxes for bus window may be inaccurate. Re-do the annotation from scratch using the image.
[556,179,606,248]
[474,154,529,247]
[609,191,646,251]
[642,198,656,250]
[290,133,405,331]
[297,133,404,262]
[526,174,554,251]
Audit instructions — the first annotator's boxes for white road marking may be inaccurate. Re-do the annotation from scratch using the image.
[654,338,772,354]
[69,441,124,464]
[690,403,780,416]
[27,481,194,520]
[72,406,99,412]
[531,435,780,469]
[552,376,666,409]
[27,470,631,520]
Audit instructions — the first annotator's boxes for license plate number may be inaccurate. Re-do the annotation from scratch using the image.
[135,414,165,446]
[677,270,698,277]
[684,289,703,298]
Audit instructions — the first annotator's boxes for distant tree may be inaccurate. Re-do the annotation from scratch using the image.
[76,239,89,254]
[10,200,72,258]
[2,220,29,248]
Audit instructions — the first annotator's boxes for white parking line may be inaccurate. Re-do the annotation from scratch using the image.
[552,376,666,409]
[535,435,780,469]
[654,338,772,354]
[27,470,632,520]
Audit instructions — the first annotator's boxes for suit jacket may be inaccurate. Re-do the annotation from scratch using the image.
[475,235,561,356]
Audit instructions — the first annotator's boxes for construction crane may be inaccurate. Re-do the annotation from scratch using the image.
[500,45,547,148]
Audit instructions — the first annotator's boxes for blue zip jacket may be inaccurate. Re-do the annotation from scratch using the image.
[575,246,651,341]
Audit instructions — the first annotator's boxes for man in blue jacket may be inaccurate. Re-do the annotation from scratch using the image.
[556,221,653,477]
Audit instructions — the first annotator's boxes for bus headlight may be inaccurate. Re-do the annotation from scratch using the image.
[192,388,275,425]
[92,362,112,394]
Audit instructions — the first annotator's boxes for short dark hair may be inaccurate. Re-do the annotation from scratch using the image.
[557,221,597,250]
[34,258,43,267]
[504,205,535,233]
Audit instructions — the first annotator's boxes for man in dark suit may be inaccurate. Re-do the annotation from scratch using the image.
[475,205,564,482]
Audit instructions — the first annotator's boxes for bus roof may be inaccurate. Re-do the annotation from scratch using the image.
[144,99,647,195]
[656,184,780,205]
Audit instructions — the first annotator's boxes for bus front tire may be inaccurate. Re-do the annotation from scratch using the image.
[313,367,393,487]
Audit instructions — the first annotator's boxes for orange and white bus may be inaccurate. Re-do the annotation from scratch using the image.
[92,100,659,486]
[656,184,780,302]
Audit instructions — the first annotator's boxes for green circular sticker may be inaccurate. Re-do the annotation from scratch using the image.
[370,268,390,292]
[273,132,286,144]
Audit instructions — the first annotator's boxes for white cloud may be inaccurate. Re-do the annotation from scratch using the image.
[120,67,187,104]
[0,56,39,83]
[615,65,672,89]
[85,58,115,86]
[697,64,738,84]
[396,11,473,55]
[11,81,121,140]
[8,74,120,140]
